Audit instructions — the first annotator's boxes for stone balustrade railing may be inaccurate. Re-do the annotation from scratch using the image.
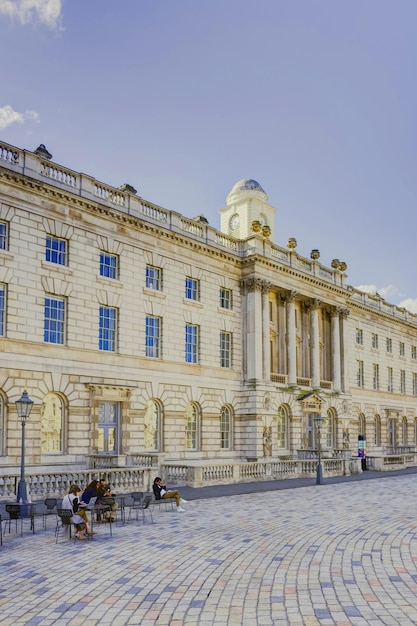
[0,467,154,501]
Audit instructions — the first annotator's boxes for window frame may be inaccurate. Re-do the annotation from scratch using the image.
[356,328,363,345]
[99,252,118,279]
[220,405,232,450]
[219,287,232,310]
[145,315,161,358]
[44,295,65,344]
[0,221,8,250]
[0,283,5,337]
[220,331,232,368]
[146,265,162,291]
[99,306,117,352]
[185,277,199,301]
[185,324,199,364]
[46,235,67,266]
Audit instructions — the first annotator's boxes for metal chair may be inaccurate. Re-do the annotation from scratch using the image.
[128,495,154,524]
[100,496,120,525]
[4,504,23,536]
[55,508,87,543]
[43,497,58,529]
[125,492,144,522]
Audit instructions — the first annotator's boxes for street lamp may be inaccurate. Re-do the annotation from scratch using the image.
[314,414,324,485]
[15,389,34,503]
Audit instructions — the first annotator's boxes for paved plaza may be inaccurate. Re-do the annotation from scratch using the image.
[1,473,417,625]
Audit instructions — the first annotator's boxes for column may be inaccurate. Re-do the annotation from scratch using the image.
[339,308,350,393]
[262,282,272,381]
[331,307,342,392]
[242,277,263,381]
[286,291,298,386]
[310,299,321,389]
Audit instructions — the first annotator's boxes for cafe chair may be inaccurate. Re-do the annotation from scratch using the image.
[125,492,143,522]
[4,504,23,536]
[128,494,154,524]
[43,497,58,529]
[55,508,86,543]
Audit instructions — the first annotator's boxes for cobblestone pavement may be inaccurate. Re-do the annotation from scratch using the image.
[1,475,417,625]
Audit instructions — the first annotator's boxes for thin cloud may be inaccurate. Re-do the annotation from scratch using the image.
[0,0,63,29]
[0,105,40,130]
[398,298,417,314]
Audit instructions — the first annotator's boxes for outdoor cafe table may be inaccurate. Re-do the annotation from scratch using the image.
[83,503,113,537]
[4,502,36,536]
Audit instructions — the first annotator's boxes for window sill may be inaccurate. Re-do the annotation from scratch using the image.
[143,287,166,298]
[96,275,123,288]
[41,260,73,275]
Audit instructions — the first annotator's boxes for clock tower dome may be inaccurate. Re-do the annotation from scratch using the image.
[218,179,276,240]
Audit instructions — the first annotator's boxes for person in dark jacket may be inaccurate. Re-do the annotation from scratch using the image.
[152,477,187,512]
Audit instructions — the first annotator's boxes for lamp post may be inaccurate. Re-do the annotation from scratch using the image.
[15,389,34,503]
[314,414,324,485]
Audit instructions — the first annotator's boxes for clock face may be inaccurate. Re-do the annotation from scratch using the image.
[229,214,240,231]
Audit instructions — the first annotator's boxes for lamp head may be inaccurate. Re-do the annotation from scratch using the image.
[15,389,34,422]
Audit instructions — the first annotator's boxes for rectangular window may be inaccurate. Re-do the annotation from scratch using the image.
[357,360,364,387]
[44,296,65,344]
[99,306,117,351]
[185,277,199,301]
[373,364,379,390]
[0,284,5,336]
[0,221,8,250]
[387,367,393,392]
[46,236,67,265]
[413,373,417,396]
[356,329,363,345]
[219,287,232,310]
[386,337,392,353]
[220,331,232,368]
[146,265,162,290]
[371,333,378,349]
[185,324,199,363]
[399,342,405,357]
[98,402,119,454]
[100,252,118,279]
[145,316,161,358]
[400,369,406,394]
[412,346,417,360]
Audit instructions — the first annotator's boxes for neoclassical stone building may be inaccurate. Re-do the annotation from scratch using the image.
[0,140,416,486]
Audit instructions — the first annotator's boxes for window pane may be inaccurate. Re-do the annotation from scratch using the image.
[0,222,8,250]
[185,277,199,300]
[46,236,66,265]
[185,324,198,363]
[44,297,65,344]
[99,306,117,351]
[146,266,161,290]
[0,285,5,336]
[146,316,160,358]
[100,253,118,279]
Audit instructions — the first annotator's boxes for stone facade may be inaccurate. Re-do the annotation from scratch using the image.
[0,141,416,479]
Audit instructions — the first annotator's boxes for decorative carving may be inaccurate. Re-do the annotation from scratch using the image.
[331,259,340,269]
[287,237,297,250]
[262,225,271,238]
[342,427,350,449]
[263,393,271,410]
[241,277,266,293]
[251,220,262,233]
[262,426,272,457]
[310,249,320,260]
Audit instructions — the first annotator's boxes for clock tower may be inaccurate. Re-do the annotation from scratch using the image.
[219,179,276,240]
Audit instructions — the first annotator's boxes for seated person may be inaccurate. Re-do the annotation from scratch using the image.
[152,477,188,512]
[81,479,99,504]
[97,478,118,522]
[62,484,93,538]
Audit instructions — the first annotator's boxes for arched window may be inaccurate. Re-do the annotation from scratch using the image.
[185,402,200,451]
[220,405,232,450]
[144,399,162,451]
[41,392,64,453]
[326,408,336,448]
[358,413,366,440]
[374,414,381,446]
[277,405,289,449]
[401,416,407,445]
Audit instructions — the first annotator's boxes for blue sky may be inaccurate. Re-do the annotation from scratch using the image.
[1,0,416,312]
